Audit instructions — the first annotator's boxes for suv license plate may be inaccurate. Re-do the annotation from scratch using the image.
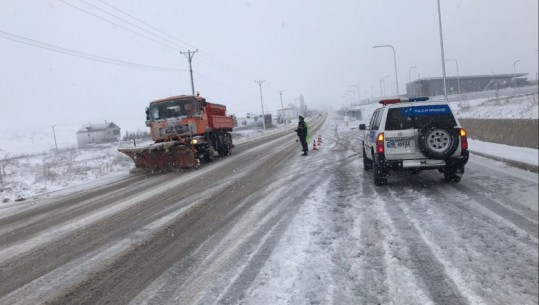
[397,140,411,147]
[387,140,414,148]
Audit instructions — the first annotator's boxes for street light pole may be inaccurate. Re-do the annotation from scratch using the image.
[408,66,417,83]
[445,59,461,95]
[279,90,285,125]
[255,80,266,131]
[373,45,400,95]
[408,66,417,97]
[512,59,520,89]
[347,90,356,105]
[350,85,361,104]
[512,59,520,74]
[381,75,390,96]
[436,0,448,101]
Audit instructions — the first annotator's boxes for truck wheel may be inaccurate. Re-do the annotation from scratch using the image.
[363,147,372,170]
[204,144,213,162]
[204,152,213,162]
[418,123,459,158]
[218,133,232,156]
[373,162,387,186]
[224,133,233,156]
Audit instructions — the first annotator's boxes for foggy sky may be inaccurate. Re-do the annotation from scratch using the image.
[1,0,537,133]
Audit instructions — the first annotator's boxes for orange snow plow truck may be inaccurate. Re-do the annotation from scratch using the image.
[119,94,234,171]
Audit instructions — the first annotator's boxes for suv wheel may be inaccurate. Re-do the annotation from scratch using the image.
[418,123,459,158]
[444,172,461,183]
[363,147,373,170]
[443,166,464,183]
[373,162,387,186]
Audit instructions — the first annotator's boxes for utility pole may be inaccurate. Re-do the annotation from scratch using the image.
[255,80,266,131]
[180,49,198,95]
[436,0,448,101]
[279,90,285,125]
[51,125,58,151]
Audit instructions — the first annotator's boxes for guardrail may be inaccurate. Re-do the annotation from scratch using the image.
[460,118,538,149]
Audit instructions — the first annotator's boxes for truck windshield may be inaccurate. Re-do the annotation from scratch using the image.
[149,97,197,120]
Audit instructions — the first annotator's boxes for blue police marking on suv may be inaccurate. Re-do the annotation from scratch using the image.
[400,105,452,116]
[369,130,376,141]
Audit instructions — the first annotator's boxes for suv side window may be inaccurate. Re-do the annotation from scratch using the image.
[368,110,378,130]
[371,109,383,130]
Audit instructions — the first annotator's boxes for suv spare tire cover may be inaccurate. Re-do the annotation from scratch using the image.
[418,122,459,158]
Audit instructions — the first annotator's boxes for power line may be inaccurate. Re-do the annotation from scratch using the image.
[21,0,264,101]
[0,30,185,72]
[193,71,258,101]
[96,0,196,50]
[59,0,180,51]
[71,0,255,81]
[77,0,185,51]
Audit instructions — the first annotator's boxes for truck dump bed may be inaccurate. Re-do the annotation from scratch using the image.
[206,102,234,130]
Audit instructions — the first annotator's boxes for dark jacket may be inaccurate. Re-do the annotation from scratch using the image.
[296,120,307,138]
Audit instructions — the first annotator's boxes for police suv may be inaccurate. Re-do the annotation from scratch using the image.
[360,97,469,186]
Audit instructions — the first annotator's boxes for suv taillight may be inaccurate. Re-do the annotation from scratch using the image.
[460,128,468,150]
[376,132,385,154]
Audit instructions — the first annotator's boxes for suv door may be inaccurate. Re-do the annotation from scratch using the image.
[364,108,383,160]
[383,107,418,160]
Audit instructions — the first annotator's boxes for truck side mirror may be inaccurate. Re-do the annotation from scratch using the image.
[145,107,150,121]
[359,124,366,130]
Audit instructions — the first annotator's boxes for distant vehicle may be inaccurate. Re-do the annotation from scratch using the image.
[359,97,469,186]
[118,94,234,171]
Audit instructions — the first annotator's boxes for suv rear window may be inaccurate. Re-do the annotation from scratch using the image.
[385,105,456,130]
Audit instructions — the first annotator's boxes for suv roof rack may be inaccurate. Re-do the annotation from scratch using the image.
[408,97,430,102]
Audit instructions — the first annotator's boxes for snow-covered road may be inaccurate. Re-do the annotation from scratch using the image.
[241,121,538,305]
[0,116,537,305]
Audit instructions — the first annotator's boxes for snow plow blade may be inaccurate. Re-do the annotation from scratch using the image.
[118,141,198,171]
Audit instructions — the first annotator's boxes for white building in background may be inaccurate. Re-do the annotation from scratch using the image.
[76,122,121,148]
[276,107,297,124]
[235,113,273,128]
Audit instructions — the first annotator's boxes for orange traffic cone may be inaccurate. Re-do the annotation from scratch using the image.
[312,140,318,150]
[317,135,323,145]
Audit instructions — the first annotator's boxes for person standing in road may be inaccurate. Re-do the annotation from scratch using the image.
[296,115,309,156]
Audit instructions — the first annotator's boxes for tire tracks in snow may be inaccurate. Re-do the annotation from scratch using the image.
[376,186,469,305]
[400,182,538,304]
[357,175,390,305]
[320,127,390,304]
[450,183,538,240]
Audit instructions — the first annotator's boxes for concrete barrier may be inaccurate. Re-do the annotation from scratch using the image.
[459,118,538,149]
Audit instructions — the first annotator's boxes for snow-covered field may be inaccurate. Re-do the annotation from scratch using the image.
[454,94,538,119]
[1,94,537,203]
[0,127,285,203]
